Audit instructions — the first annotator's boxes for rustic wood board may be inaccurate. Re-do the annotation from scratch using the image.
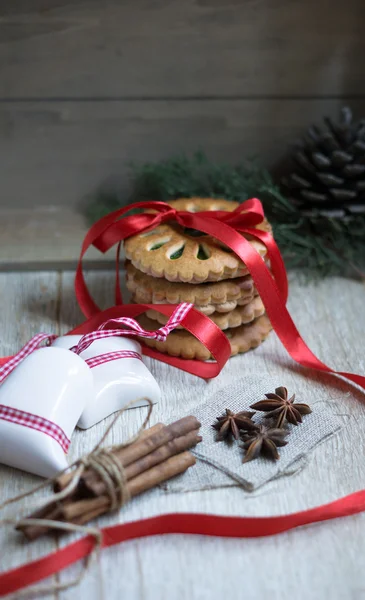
[1,99,365,210]
[0,270,365,598]
[1,0,365,98]
[2,0,365,214]
[0,206,116,269]
[0,272,60,591]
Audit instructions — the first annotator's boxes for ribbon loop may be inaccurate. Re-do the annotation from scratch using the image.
[72,302,193,355]
[73,197,365,393]
[69,303,231,379]
[0,304,195,383]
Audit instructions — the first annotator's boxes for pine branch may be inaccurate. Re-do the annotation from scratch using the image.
[84,152,365,279]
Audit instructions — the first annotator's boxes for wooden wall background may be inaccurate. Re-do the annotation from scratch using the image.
[1,0,365,211]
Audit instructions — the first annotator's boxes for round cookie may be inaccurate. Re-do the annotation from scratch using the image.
[142,296,265,330]
[137,314,272,360]
[125,261,257,315]
[124,198,271,283]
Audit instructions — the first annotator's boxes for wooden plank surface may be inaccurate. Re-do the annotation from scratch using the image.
[1,0,365,99]
[0,206,116,269]
[0,272,60,592]
[1,0,365,213]
[1,98,365,210]
[0,269,365,599]
[0,206,107,269]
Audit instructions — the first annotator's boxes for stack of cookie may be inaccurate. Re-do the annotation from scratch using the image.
[124,198,272,360]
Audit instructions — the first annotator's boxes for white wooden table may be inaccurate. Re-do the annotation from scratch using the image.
[0,270,364,600]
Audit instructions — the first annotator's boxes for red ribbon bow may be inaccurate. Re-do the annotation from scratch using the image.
[74,199,284,378]
[74,198,365,391]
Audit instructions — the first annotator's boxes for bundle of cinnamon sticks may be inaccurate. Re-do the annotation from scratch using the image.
[19,415,201,541]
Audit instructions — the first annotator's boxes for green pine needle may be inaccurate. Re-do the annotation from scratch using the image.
[84,152,365,279]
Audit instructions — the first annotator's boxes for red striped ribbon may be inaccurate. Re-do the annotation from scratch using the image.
[85,350,142,368]
[0,334,56,383]
[71,302,193,354]
[0,304,192,453]
[0,404,70,453]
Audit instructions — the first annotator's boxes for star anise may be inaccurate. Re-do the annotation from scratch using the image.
[212,409,256,441]
[250,386,312,428]
[241,424,288,462]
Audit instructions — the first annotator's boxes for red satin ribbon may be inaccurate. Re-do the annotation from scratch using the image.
[2,489,365,596]
[1,198,364,594]
[69,302,231,379]
[70,199,284,377]
[74,198,365,389]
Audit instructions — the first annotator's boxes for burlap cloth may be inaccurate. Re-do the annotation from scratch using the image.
[162,375,342,492]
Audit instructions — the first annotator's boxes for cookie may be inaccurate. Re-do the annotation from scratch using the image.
[125,261,257,315]
[137,314,272,360]
[124,198,272,283]
[142,296,265,330]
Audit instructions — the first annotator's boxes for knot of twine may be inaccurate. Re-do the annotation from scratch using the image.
[55,395,153,514]
[0,397,153,599]
[80,449,130,511]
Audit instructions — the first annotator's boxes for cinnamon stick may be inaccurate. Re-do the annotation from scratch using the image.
[55,417,199,496]
[77,416,200,497]
[19,420,201,541]
[82,429,202,497]
[21,451,196,539]
[69,451,196,525]
[60,496,108,521]
[23,429,201,534]
[103,415,199,468]
[55,423,165,492]
[17,504,64,540]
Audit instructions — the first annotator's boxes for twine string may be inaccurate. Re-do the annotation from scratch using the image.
[0,397,153,598]
[86,450,131,510]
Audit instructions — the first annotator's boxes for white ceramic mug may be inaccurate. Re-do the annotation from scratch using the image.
[0,347,93,477]
[53,335,161,429]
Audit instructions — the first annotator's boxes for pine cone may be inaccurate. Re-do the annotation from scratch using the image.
[282,107,365,218]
